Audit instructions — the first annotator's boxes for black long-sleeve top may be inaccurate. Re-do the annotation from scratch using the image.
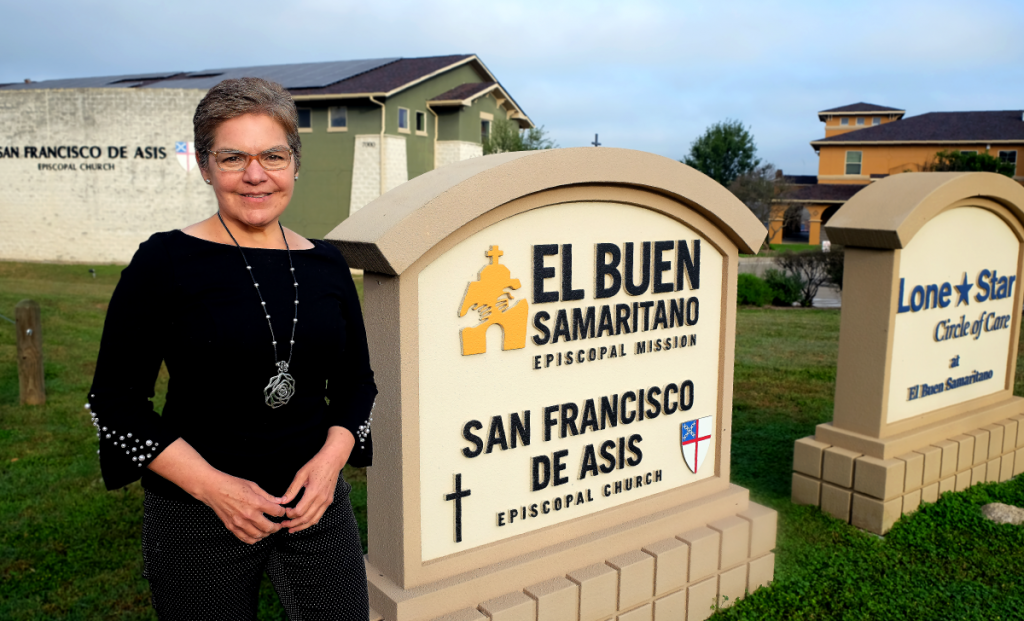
[88,230,376,503]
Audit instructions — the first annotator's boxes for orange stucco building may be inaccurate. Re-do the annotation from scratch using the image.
[770,103,1024,245]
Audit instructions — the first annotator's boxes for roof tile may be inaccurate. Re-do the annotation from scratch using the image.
[0,55,475,95]
[814,110,1024,144]
[784,184,865,202]
[430,82,496,102]
[820,102,904,113]
[289,55,474,96]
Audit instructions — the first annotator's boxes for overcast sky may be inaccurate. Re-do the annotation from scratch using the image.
[3,0,1022,175]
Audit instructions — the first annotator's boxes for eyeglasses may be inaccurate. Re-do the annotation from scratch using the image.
[209,148,294,172]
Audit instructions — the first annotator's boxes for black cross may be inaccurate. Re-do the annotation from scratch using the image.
[444,473,472,543]
[592,133,601,147]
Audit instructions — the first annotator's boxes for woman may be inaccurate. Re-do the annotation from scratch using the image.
[87,77,376,620]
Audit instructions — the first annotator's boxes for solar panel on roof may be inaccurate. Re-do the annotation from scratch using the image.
[1,71,182,90]
[0,59,399,91]
[144,58,399,90]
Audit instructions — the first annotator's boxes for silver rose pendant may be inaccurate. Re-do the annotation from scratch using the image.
[264,361,296,409]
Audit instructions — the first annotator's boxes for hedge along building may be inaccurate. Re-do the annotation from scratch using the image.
[769,103,1024,246]
[0,55,532,263]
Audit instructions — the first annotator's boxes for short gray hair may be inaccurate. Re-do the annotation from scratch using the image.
[193,77,301,171]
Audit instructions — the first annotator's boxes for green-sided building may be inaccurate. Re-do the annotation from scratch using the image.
[0,55,534,262]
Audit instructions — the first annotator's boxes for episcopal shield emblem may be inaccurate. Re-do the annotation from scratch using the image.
[175,141,196,173]
[680,416,713,473]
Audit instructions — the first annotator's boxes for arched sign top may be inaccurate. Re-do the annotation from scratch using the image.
[326,147,766,275]
[825,172,1024,250]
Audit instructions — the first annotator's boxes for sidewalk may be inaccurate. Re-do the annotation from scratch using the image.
[814,285,841,308]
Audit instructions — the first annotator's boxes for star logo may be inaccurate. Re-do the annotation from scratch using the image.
[954,272,973,307]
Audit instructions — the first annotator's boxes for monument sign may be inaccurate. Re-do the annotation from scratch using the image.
[329,148,778,621]
[792,172,1024,534]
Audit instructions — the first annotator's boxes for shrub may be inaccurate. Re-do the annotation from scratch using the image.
[925,149,1016,177]
[763,268,802,306]
[737,273,773,306]
[774,250,831,307]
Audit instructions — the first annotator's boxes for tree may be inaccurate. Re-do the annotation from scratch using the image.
[483,118,558,155]
[683,119,760,186]
[728,163,794,250]
[922,150,1015,177]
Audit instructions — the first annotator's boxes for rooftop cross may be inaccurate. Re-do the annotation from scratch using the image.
[486,245,504,264]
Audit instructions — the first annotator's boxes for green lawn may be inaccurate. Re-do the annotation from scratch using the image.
[741,242,821,257]
[719,308,1024,620]
[1,264,1022,620]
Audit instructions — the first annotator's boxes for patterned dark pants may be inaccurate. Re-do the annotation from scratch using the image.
[142,479,368,621]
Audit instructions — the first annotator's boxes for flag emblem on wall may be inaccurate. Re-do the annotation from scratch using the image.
[175,141,195,173]
[680,416,713,473]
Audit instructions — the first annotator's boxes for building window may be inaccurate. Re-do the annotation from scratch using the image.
[297,108,312,133]
[840,117,849,125]
[398,107,410,133]
[856,117,865,125]
[960,150,977,155]
[999,151,1017,174]
[328,106,347,131]
[415,110,427,135]
[845,151,862,175]
[872,117,881,125]
[481,119,492,143]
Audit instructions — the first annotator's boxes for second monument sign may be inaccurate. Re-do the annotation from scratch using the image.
[792,172,1024,535]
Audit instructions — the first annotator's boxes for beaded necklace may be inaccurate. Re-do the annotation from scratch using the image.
[217,212,299,408]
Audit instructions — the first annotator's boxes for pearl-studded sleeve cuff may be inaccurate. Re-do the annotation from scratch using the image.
[334,385,376,468]
[87,393,180,490]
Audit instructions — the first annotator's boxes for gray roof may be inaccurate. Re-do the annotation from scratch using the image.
[5,58,399,91]
[820,102,905,114]
[782,184,865,203]
[144,58,398,90]
[813,110,1024,145]
[4,71,182,90]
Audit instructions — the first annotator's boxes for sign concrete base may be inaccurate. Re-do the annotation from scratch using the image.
[793,409,1024,534]
[367,484,776,621]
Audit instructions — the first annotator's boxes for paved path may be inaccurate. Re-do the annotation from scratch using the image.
[814,285,841,308]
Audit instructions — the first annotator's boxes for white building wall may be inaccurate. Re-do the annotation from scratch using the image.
[435,140,483,169]
[0,88,216,263]
[349,134,381,217]
[382,134,408,193]
[349,134,409,216]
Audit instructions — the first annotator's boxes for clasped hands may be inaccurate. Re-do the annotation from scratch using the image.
[198,426,355,544]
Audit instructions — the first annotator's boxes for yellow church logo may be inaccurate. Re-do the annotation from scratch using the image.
[458,245,529,355]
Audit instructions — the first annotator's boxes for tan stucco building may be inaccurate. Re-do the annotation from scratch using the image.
[770,103,1024,245]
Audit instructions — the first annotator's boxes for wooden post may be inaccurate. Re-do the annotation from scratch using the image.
[15,299,45,405]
